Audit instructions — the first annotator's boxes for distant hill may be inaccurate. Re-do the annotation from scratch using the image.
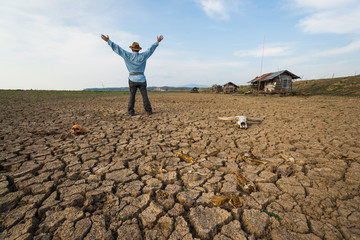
[181,84,210,88]
[292,75,360,96]
[83,87,129,92]
[83,76,360,96]
[84,85,208,92]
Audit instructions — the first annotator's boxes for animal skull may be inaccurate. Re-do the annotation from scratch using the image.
[218,116,263,129]
[71,125,84,136]
[236,116,247,129]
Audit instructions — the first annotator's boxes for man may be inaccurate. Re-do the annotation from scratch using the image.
[101,34,164,116]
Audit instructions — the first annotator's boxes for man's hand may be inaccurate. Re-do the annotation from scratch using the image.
[157,35,164,43]
[101,34,109,42]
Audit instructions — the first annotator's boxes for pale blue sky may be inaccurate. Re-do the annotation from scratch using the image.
[1,0,359,90]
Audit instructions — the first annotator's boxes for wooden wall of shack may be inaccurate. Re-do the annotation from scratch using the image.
[223,84,238,94]
[211,84,223,93]
[253,73,293,93]
[276,74,293,92]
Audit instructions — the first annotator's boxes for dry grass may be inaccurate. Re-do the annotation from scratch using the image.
[292,74,360,96]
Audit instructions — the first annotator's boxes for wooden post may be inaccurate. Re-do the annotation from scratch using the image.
[258,36,266,94]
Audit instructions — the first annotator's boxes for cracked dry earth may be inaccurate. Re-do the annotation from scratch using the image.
[0,91,359,240]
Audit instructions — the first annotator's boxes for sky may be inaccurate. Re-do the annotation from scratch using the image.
[0,0,360,90]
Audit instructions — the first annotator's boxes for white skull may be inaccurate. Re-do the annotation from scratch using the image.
[236,116,247,129]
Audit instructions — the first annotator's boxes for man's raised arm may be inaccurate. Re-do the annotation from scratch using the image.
[101,34,109,42]
[101,34,128,58]
[157,35,164,43]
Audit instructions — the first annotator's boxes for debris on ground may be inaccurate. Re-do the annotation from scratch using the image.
[175,151,196,163]
[144,162,167,175]
[218,116,263,129]
[211,195,243,208]
[156,189,168,199]
[206,149,220,157]
[277,154,295,177]
[70,124,85,136]
[280,154,295,163]
[235,172,256,194]
[240,152,267,165]
[263,209,281,220]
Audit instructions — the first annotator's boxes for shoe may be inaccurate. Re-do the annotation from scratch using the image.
[146,111,153,115]
[129,111,135,116]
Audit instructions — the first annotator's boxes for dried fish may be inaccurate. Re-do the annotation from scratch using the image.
[277,154,294,177]
[144,162,167,175]
[235,172,256,194]
[228,196,243,208]
[156,190,168,199]
[337,155,355,161]
[188,137,200,143]
[241,152,267,165]
[280,154,295,163]
[175,151,195,163]
[211,195,243,208]
[207,150,220,157]
[211,195,229,207]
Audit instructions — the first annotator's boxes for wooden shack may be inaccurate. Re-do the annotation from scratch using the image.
[249,70,300,93]
[223,82,238,94]
[211,84,223,93]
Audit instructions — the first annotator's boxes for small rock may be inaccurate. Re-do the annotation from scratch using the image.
[38,160,65,173]
[189,206,232,239]
[139,202,163,228]
[3,204,34,229]
[117,180,144,198]
[6,217,38,240]
[0,191,25,212]
[181,172,207,189]
[11,161,42,178]
[74,217,92,239]
[146,215,174,239]
[242,209,270,237]
[258,171,277,182]
[220,181,238,194]
[117,224,142,240]
[256,182,281,195]
[158,171,178,184]
[168,216,191,239]
[213,233,232,240]
[196,192,215,206]
[220,220,247,240]
[176,190,201,208]
[105,169,138,183]
[165,184,182,196]
[131,193,151,210]
[168,203,185,217]
[282,212,309,233]
[84,215,113,240]
[277,176,305,197]
[270,227,321,240]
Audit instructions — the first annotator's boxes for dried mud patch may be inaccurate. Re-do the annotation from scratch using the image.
[0,92,359,239]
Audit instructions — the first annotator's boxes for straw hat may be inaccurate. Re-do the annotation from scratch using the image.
[129,42,142,51]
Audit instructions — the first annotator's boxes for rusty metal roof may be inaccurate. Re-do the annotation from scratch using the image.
[248,70,300,83]
[223,82,238,87]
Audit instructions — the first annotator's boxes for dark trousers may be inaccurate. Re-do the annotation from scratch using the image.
[128,80,152,114]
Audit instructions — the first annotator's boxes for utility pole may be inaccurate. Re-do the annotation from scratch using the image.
[258,36,265,93]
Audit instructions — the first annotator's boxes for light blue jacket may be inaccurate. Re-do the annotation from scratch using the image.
[108,40,159,82]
